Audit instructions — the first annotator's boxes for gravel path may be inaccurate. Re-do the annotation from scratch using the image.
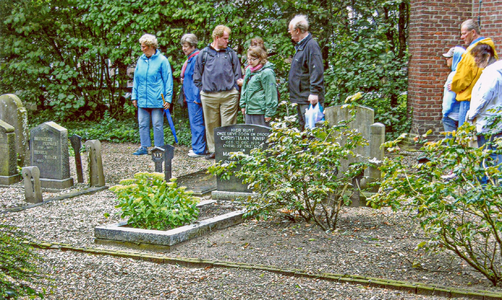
[1,142,500,299]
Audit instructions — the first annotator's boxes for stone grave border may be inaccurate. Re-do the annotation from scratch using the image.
[95,200,245,249]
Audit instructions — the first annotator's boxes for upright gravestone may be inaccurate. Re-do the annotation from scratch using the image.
[151,145,174,181]
[212,124,270,200]
[85,140,105,187]
[22,166,43,203]
[324,105,385,205]
[0,94,29,167]
[69,134,84,183]
[0,120,20,185]
[30,121,74,189]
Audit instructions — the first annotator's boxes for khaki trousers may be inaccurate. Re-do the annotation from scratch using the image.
[201,88,239,153]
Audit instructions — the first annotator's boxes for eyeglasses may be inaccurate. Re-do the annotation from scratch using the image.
[247,57,258,62]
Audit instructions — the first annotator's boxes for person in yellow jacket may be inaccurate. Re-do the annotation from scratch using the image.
[451,19,498,127]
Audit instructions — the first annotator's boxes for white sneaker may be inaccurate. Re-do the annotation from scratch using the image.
[188,151,205,158]
[188,149,194,155]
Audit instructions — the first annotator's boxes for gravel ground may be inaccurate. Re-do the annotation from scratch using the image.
[1,142,501,299]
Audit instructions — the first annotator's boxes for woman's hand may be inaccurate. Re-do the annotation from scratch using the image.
[265,117,271,122]
[241,108,245,115]
[237,78,244,87]
[132,100,138,108]
[163,102,171,110]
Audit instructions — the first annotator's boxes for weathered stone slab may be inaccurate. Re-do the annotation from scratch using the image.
[30,121,73,189]
[0,120,20,185]
[0,94,29,167]
[22,166,43,203]
[95,209,245,247]
[85,140,105,187]
[150,145,174,181]
[213,124,270,195]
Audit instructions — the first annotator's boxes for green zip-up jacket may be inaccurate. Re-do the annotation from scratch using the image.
[240,62,278,118]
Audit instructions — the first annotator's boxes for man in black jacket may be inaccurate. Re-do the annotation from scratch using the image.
[193,25,242,159]
[288,15,325,130]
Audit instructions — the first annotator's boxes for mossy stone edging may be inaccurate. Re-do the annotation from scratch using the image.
[0,186,109,214]
[29,241,502,300]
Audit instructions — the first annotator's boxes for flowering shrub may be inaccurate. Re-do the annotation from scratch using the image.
[370,124,502,286]
[209,103,369,231]
[110,172,199,230]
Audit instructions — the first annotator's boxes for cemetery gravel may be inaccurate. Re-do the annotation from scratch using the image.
[1,142,499,299]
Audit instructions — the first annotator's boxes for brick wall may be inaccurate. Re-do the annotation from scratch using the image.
[472,0,502,53]
[408,0,472,137]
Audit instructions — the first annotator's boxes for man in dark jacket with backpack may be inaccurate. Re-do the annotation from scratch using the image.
[193,25,242,159]
[288,15,325,130]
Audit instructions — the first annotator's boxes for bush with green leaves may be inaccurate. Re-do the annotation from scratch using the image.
[110,172,199,230]
[209,103,369,231]
[0,224,45,299]
[370,124,502,286]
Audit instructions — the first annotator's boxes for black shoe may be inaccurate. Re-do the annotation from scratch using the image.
[205,153,215,160]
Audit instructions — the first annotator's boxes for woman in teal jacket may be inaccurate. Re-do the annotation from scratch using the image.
[131,34,173,155]
[240,47,278,127]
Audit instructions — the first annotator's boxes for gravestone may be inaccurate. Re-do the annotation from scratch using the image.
[212,124,270,199]
[0,120,20,184]
[324,105,385,205]
[85,140,105,187]
[151,145,174,180]
[69,134,84,183]
[22,166,43,203]
[0,94,29,167]
[30,121,74,189]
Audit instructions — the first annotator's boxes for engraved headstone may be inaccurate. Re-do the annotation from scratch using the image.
[0,120,20,184]
[30,121,73,189]
[324,105,385,205]
[22,166,43,203]
[213,124,270,197]
[151,147,165,173]
[151,145,174,180]
[69,134,84,183]
[85,140,105,187]
[0,94,29,167]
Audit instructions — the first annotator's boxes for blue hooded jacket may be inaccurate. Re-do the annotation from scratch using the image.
[442,47,466,117]
[132,50,173,108]
[182,50,201,104]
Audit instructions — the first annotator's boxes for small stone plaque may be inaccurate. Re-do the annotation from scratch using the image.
[30,121,73,189]
[214,124,270,192]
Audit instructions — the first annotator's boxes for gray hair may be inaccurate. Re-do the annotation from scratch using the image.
[180,33,198,47]
[290,15,309,33]
[462,19,481,35]
[139,34,158,49]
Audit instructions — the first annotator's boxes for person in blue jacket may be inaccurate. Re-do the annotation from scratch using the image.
[441,46,466,135]
[180,33,207,157]
[131,34,173,155]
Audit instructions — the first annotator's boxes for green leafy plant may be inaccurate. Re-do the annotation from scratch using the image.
[0,224,45,299]
[370,123,502,286]
[209,102,369,231]
[110,172,199,230]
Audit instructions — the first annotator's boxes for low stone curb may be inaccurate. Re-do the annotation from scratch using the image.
[29,241,502,300]
[0,186,108,214]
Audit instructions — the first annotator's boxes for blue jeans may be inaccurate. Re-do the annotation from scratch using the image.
[187,101,206,155]
[442,116,458,138]
[477,133,502,184]
[138,107,164,147]
[458,101,470,128]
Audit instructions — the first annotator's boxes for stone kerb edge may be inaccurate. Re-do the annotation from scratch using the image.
[94,210,245,247]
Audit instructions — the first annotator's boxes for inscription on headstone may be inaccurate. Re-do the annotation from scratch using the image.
[0,94,29,167]
[214,124,270,193]
[30,121,73,189]
[0,120,20,184]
